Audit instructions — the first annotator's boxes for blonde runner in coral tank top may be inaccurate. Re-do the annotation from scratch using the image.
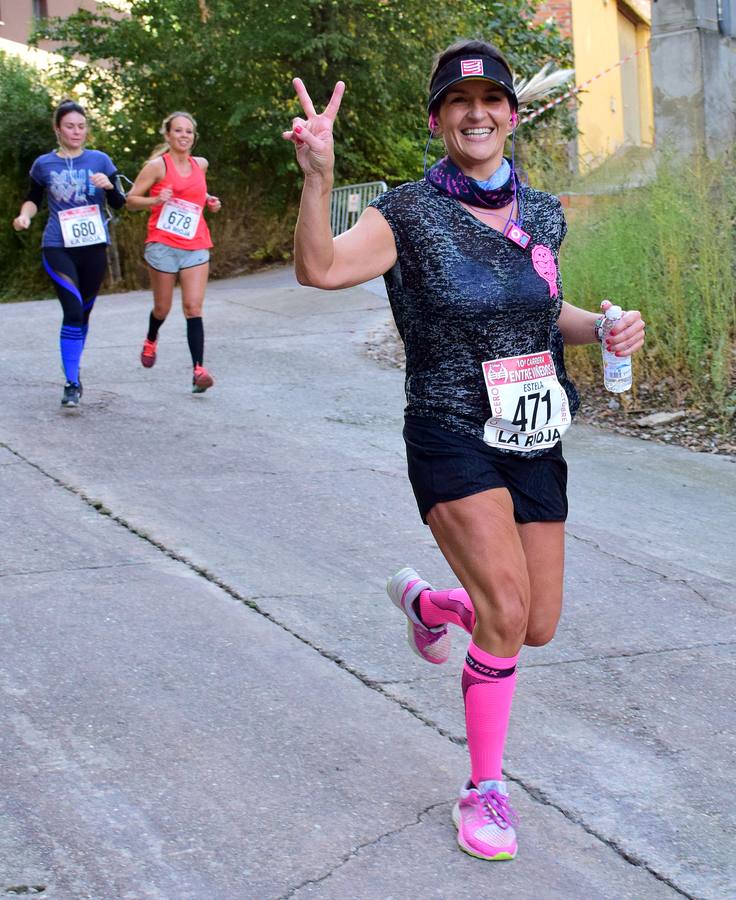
[146,153,213,250]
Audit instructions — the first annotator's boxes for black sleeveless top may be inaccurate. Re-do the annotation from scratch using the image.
[370,179,579,453]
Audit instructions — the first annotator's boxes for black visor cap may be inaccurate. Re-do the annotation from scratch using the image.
[428,55,517,112]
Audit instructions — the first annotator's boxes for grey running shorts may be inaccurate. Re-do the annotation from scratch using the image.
[144,241,210,274]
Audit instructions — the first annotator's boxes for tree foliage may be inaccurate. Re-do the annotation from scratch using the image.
[33,0,573,192]
[0,50,54,171]
[0,51,54,300]
[3,1,572,298]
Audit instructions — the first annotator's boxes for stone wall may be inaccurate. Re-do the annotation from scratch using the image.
[651,0,736,157]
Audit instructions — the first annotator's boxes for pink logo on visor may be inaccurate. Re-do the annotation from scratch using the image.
[461,59,484,77]
[531,245,559,298]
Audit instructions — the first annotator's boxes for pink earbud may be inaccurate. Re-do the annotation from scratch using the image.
[510,112,519,128]
[428,112,438,133]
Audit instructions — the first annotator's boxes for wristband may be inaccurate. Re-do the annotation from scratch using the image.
[594,315,605,343]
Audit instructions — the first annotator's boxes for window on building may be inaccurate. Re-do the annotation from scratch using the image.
[33,0,49,19]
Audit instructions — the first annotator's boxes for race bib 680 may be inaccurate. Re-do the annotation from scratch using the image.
[58,205,105,248]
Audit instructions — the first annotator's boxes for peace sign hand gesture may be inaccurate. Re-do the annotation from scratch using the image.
[282,78,345,180]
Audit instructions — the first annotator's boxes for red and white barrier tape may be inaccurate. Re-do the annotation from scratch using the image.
[520,41,651,125]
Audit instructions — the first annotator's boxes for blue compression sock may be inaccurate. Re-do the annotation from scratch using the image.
[60,324,84,384]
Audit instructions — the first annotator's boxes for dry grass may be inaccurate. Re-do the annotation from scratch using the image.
[105,189,298,292]
[560,153,736,430]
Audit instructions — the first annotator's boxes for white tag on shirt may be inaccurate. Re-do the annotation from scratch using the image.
[157,197,202,240]
[482,350,571,452]
[58,204,105,248]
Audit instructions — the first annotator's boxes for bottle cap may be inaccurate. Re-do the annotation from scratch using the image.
[605,305,623,320]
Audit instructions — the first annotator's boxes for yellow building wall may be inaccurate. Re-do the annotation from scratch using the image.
[571,0,653,171]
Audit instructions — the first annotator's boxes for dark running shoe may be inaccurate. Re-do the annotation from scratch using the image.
[192,364,214,394]
[61,381,82,408]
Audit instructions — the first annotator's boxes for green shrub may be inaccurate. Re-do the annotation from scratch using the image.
[0,51,54,301]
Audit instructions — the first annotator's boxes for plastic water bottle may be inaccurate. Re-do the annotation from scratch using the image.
[601,305,632,393]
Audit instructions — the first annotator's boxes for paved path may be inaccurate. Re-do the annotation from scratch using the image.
[1,268,734,900]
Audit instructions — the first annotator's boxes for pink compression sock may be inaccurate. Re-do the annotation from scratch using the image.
[418,588,475,634]
[462,641,519,784]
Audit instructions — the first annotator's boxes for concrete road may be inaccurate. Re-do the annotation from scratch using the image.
[1,268,733,900]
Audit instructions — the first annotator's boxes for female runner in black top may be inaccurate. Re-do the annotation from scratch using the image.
[283,39,645,862]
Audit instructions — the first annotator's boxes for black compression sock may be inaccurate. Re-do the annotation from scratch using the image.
[186,316,204,367]
[147,312,166,342]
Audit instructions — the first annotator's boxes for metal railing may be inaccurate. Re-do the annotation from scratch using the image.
[330,181,388,235]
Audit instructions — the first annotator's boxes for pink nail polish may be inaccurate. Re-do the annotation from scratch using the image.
[294,125,302,133]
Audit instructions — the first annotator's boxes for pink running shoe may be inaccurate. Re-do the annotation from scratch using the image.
[452,779,519,861]
[386,567,450,665]
[140,338,157,368]
[192,364,214,394]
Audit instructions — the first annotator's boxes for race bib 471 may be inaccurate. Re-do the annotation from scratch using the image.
[482,350,571,452]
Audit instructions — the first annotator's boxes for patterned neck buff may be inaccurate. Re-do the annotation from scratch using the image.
[425,156,516,209]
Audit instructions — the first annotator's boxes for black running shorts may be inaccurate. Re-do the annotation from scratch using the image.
[403,416,568,525]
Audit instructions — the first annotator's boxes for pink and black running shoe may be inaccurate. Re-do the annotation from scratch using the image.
[452,779,519,861]
[140,338,157,368]
[386,567,450,665]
